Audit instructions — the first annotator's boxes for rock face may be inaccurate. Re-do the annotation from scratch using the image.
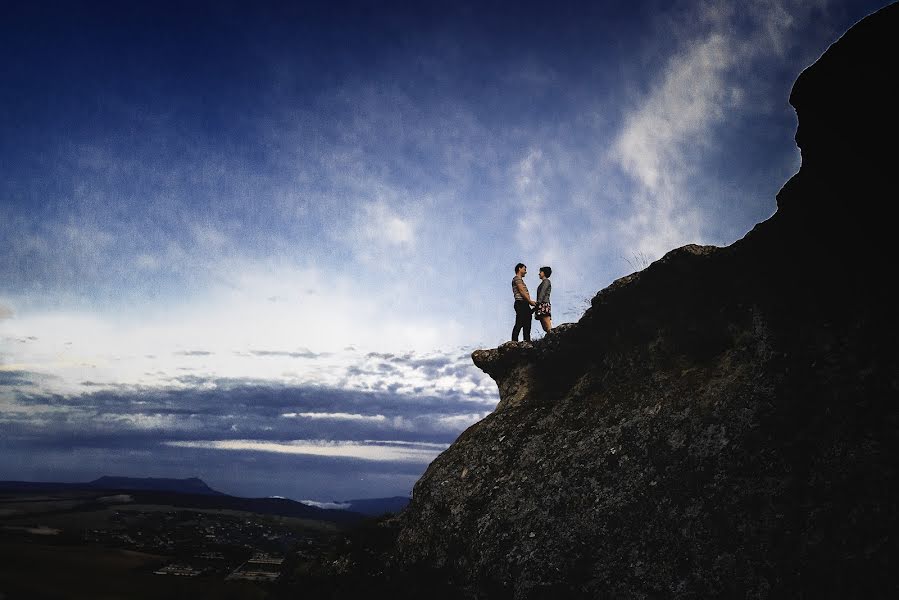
[391,4,899,599]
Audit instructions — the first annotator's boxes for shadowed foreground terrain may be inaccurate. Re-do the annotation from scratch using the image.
[0,479,367,599]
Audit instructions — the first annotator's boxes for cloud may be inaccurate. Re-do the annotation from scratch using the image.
[281,412,388,422]
[190,223,229,250]
[436,413,491,430]
[342,200,419,264]
[163,439,448,463]
[134,254,162,272]
[301,500,351,510]
[247,349,321,359]
[0,403,480,502]
[3,377,497,453]
[616,34,737,193]
[610,0,832,260]
[613,33,736,258]
[363,352,458,374]
[340,351,495,400]
[97,412,182,431]
[0,370,36,387]
[371,203,416,246]
[0,304,12,320]
[1,268,484,398]
[513,148,547,240]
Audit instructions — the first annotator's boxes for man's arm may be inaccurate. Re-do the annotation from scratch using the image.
[516,282,536,305]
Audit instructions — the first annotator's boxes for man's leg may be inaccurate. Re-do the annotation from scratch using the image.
[512,302,522,341]
[512,301,529,341]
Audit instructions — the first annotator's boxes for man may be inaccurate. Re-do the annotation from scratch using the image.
[512,262,536,342]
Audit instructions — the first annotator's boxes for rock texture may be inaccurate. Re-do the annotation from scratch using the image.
[388,3,899,599]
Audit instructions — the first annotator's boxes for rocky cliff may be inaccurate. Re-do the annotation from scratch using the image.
[385,3,899,599]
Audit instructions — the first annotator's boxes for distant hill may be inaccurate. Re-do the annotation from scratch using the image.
[87,476,224,496]
[0,477,364,524]
[0,476,412,521]
[127,490,364,523]
[0,480,78,493]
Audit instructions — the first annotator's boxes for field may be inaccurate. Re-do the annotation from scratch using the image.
[0,489,345,600]
[0,541,276,599]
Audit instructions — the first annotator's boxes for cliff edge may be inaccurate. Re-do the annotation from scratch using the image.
[385,4,898,599]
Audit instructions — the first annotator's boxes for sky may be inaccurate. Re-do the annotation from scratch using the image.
[1,0,891,502]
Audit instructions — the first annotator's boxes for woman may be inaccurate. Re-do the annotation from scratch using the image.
[534,266,552,333]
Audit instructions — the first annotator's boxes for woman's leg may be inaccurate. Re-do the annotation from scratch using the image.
[540,316,552,332]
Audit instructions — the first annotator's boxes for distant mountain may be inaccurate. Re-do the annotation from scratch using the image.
[0,480,78,492]
[87,476,224,496]
[0,477,364,524]
[0,475,409,521]
[128,491,364,523]
[344,496,410,516]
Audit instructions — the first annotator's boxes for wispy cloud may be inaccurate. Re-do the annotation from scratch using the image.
[616,34,737,194]
[163,439,448,463]
[613,33,737,258]
[190,223,229,251]
[363,202,417,247]
[610,0,834,259]
[337,196,421,266]
[513,148,547,242]
[281,412,387,422]
[246,349,322,359]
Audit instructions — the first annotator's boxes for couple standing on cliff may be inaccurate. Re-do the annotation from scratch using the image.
[511,262,552,342]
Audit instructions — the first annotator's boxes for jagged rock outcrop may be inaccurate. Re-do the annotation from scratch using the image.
[388,4,899,599]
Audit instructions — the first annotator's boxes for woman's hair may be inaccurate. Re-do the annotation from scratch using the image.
[515,263,526,273]
[540,266,552,278]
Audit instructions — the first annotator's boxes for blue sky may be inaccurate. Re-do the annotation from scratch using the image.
[0,0,890,502]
